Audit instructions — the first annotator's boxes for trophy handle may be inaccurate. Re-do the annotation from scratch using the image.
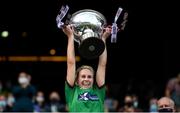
[111,22,118,43]
[111,7,123,43]
[56,5,69,29]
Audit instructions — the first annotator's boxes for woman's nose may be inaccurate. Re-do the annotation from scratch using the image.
[84,77,88,80]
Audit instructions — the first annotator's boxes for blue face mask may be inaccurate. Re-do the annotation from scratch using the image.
[0,101,6,107]
[150,104,158,112]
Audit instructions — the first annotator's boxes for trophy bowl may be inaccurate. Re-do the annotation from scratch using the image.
[69,9,107,59]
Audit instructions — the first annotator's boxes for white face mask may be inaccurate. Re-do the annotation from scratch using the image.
[18,77,28,84]
[7,97,15,104]
[36,96,44,102]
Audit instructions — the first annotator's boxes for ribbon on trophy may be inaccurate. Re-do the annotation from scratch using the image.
[56,5,69,29]
[111,7,123,43]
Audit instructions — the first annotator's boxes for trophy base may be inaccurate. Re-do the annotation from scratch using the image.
[79,37,105,59]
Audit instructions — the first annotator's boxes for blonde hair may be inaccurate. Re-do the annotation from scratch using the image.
[75,65,94,81]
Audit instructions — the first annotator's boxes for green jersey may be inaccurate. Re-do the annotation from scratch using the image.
[65,81,105,112]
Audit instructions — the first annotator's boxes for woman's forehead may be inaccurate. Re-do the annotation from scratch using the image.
[79,69,93,75]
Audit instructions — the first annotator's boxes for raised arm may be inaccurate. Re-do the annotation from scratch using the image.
[96,27,111,87]
[62,25,76,86]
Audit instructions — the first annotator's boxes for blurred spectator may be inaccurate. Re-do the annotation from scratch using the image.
[165,73,180,111]
[12,71,36,112]
[149,97,158,112]
[33,91,47,112]
[104,85,119,112]
[0,94,7,112]
[118,95,142,112]
[157,97,175,112]
[104,96,119,112]
[5,92,15,111]
[45,91,66,112]
[132,94,142,111]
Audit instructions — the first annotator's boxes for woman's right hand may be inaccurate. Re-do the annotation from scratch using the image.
[62,25,74,38]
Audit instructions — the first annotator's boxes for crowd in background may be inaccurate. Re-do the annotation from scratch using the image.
[0,71,179,112]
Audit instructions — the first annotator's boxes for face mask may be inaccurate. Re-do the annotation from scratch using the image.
[36,96,44,102]
[18,77,28,84]
[7,97,15,104]
[158,108,173,112]
[133,101,138,108]
[0,101,6,107]
[150,104,158,112]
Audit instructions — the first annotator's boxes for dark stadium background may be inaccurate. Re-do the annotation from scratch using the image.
[0,0,178,110]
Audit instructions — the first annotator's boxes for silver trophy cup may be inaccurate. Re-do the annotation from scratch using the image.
[57,5,125,59]
[69,9,107,59]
